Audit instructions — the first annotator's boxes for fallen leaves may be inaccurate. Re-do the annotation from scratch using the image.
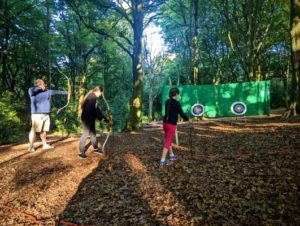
[0,116,299,225]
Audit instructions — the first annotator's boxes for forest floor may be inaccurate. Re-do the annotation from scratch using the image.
[0,113,300,225]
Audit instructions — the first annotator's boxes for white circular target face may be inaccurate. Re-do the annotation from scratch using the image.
[231,102,247,115]
[191,104,205,117]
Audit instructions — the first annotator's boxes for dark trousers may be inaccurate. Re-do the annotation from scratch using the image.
[79,121,98,154]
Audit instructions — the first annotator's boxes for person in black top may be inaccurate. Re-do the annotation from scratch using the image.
[79,86,111,159]
[160,87,189,166]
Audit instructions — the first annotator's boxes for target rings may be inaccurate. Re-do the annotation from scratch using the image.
[231,102,247,115]
[191,104,205,117]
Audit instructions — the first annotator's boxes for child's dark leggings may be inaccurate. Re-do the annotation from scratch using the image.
[79,121,98,154]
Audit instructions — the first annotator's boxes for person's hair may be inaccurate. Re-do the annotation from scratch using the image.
[169,87,180,98]
[35,79,44,87]
[166,87,179,120]
[81,86,103,109]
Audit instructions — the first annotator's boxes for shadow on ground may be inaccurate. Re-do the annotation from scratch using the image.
[59,117,300,225]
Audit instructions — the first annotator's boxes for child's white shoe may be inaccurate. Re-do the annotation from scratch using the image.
[28,146,36,152]
[43,144,54,150]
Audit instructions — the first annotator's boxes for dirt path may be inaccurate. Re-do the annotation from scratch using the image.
[0,116,299,225]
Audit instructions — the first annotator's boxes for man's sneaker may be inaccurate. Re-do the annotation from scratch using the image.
[28,146,36,152]
[94,148,104,155]
[78,153,87,159]
[170,154,181,161]
[160,159,173,166]
[43,144,54,150]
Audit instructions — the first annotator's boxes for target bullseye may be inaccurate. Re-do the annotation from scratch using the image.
[191,104,205,116]
[231,102,247,115]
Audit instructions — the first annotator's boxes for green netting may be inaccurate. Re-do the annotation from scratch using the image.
[162,81,270,118]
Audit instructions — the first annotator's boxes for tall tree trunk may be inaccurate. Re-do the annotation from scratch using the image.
[213,68,221,117]
[126,0,144,130]
[248,5,257,82]
[46,0,52,86]
[192,0,200,85]
[148,83,153,122]
[257,65,262,81]
[248,58,257,81]
[1,0,6,90]
[284,61,290,108]
[77,74,87,118]
[284,0,300,117]
[2,19,9,90]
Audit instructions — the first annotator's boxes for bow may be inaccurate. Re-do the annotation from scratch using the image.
[101,92,113,152]
[188,119,194,155]
[56,68,71,114]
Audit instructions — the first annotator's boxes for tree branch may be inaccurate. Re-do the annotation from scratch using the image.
[66,0,133,57]
[83,45,98,60]
[144,13,163,29]
[88,0,134,27]
[119,30,133,47]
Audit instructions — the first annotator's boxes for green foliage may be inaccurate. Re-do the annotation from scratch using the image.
[159,0,290,84]
[0,0,295,143]
[95,40,132,131]
[0,92,28,144]
[52,103,81,135]
[270,79,287,109]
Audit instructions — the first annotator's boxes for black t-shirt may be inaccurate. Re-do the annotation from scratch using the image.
[163,99,188,125]
[81,93,108,126]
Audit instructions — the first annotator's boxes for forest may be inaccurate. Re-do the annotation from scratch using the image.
[0,0,300,225]
[0,0,299,143]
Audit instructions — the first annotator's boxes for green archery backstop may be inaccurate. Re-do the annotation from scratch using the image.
[162,81,270,118]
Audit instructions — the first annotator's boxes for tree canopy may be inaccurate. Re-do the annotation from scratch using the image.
[0,0,298,143]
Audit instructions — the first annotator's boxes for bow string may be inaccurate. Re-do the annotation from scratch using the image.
[57,68,71,114]
[101,92,113,152]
